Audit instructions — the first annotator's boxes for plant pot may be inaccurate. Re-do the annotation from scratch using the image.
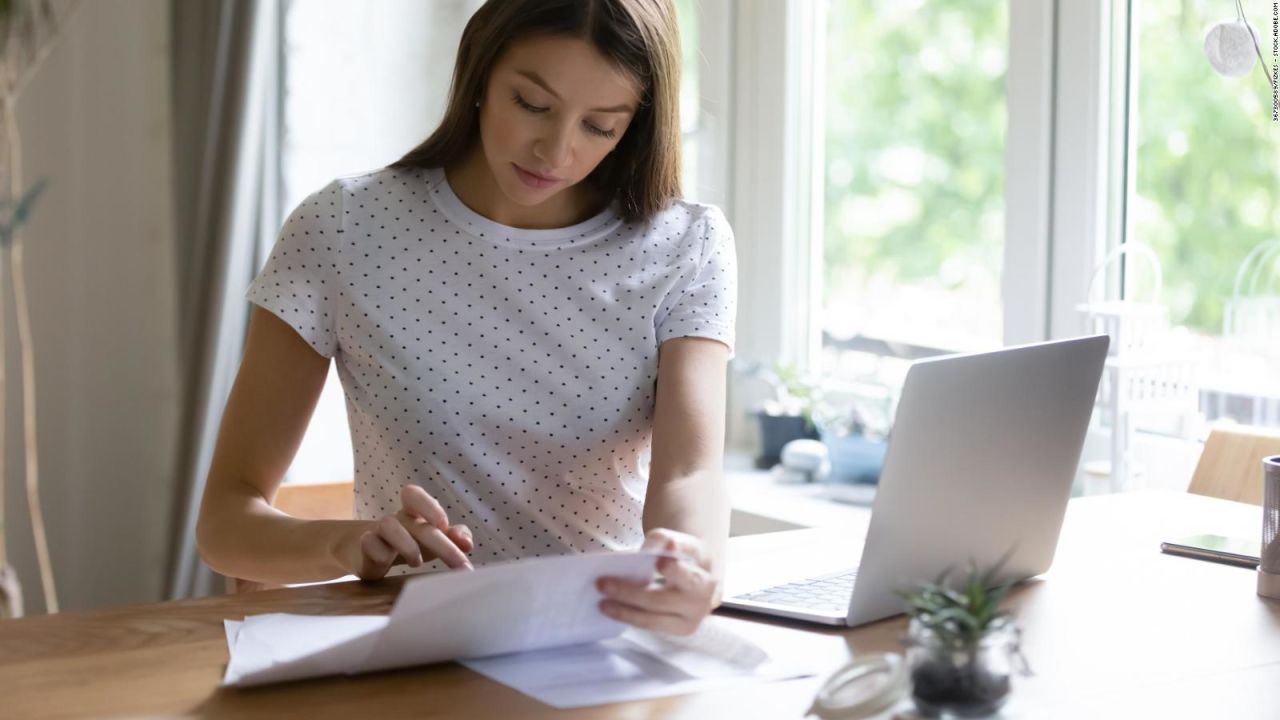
[753,411,820,469]
[904,617,1022,718]
[820,431,887,486]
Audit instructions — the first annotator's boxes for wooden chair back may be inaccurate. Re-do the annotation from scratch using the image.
[227,480,355,593]
[272,480,356,520]
[1187,424,1280,506]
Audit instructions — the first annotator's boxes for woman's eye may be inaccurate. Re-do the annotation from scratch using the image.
[511,91,546,113]
[511,91,617,140]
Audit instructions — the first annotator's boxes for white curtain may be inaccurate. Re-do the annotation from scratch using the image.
[166,0,279,600]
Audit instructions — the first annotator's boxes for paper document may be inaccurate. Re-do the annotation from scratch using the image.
[222,550,662,687]
[459,615,835,708]
[223,614,387,687]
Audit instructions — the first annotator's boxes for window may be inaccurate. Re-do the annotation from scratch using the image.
[1121,0,1280,428]
[814,0,1009,422]
[677,0,701,192]
[820,0,1008,356]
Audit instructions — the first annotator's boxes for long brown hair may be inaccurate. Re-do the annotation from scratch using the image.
[388,0,682,224]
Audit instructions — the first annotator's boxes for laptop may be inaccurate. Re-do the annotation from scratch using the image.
[720,335,1110,626]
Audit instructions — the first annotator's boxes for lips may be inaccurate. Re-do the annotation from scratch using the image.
[522,165,558,180]
[516,164,559,181]
[513,163,562,190]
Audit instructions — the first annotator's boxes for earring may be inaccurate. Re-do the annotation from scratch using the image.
[475,100,481,108]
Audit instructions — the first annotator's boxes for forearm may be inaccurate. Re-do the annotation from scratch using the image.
[642,469,730,581]
[196,478,374,585]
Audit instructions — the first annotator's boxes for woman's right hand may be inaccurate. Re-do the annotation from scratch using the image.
[336,484,474,580]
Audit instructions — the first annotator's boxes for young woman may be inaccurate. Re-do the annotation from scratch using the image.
[196,0,737,636]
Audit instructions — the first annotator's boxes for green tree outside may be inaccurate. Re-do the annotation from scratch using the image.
[823,0,1007,348]
[1134,0,1280,334]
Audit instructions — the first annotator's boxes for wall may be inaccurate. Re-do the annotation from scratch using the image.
[2,0,178,614]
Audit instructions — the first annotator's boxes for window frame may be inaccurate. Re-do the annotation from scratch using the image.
[724,0,1121,453]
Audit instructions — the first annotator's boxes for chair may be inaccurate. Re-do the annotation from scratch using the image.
[1187,424,1280,505]
[272,480,356,521]
[227,480,355,593]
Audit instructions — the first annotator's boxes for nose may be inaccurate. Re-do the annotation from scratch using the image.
[533,120,574,170]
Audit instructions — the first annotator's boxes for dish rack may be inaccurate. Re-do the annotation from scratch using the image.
[1224,239,1280,359]
[1078,243,1200,492]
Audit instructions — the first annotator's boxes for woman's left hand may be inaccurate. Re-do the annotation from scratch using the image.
[596,528,721,635]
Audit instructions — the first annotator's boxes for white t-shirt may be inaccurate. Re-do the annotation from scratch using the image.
[245,166,737,574]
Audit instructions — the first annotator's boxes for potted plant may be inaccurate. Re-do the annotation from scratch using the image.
[813,389,890,490]
[732,360,822,469]
[0,0,81,619]
[897,558,1033,718]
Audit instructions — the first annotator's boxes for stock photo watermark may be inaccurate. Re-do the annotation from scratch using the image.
[1273,2,1279,121]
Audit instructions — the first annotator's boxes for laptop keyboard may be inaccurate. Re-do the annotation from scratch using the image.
[736,567,859,614]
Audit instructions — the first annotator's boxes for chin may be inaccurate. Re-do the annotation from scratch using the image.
[505,182,555,206]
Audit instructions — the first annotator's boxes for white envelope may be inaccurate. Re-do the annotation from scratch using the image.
[222,550,664,687]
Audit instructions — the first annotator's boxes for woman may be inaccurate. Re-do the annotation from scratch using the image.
[196,0,737,636]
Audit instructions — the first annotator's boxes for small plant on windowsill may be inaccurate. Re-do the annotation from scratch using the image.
[759,362,822,429]
[732,359,823,469]
[897,556,1033,718]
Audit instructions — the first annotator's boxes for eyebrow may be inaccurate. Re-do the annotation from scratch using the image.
[514,70,635,113]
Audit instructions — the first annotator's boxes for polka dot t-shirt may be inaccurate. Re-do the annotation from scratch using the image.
[245,166,737,575]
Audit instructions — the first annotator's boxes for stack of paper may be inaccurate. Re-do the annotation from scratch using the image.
[221,550,833,707]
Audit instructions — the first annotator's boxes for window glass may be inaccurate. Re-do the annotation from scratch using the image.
[1129,0,1280,427]
[676,0,701,192]
[817,0,1008,420]
[820,0,1008,361]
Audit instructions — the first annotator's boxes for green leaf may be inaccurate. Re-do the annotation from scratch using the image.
[13,178,47,227]
[0,178,49,248]
[900,554,1020,636]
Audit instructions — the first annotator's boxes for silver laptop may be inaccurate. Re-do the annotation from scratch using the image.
[721,335,1109,626]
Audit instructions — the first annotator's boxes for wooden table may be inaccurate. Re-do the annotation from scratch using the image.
[1,490,1277,718]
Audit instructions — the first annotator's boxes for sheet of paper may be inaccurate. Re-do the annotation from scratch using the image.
[356,550,662,673]
[617,614,771,677]
[221,550,663,687]
[222,614,387,687]
[459,615,834,709]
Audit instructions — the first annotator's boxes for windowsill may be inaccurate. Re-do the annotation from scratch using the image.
[723,428,1207,531]
[724,451,871,535]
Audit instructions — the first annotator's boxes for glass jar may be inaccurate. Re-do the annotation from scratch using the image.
[903,616,1030,718]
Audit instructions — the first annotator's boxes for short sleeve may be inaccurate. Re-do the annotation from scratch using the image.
[245,179,343,358]
[655,206,738,359]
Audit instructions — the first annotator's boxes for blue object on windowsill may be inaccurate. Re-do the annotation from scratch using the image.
[822,431,887,486]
